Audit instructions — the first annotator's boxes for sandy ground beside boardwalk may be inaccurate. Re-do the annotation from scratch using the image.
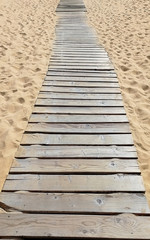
[0,0,59,190]
[84,0,150,203]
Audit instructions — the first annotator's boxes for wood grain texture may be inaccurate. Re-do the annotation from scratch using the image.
[36,99,123,106]
[41,86,120,93]
[0,213,150,238]
[0,192,149,214]
[43,81,119,87]
[48,65,113,70]
[38,92,123,99]
[46,70,116,77]
[33,106,126,114]
[29,114,129,123]
[3,174,144,192]
[44,77,118,82]
[15,145,137,158]
[26,123,131,133]
[21,133,134,145]
[11,158,140,173]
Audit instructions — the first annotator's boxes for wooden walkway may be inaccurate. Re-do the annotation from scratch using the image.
[0,0,150,238]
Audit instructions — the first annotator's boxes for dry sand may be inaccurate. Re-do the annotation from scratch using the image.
[0,0,59,189]
[84,0,150,203]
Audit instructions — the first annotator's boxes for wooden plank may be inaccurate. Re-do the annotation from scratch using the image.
[49,59,111,63]
[49,60,111,64]
[33,106,126,114]
[21,133,134,145]
[15,145,137,158]
[49,66,113,70]
[3,174,144,192]
[47,71,116,77]
[52,51,107,54]
[54,43,102,46]
[52,47,106,50]
[11,158,140,173]
[48,65,113,70]
[50,56,109,60]
[38,92,122,99]
[43,81,119,87]
[36,99,123,106]
[26,123,131,133]
[1,213,150,238]
[29,114,129,123]
[53,47,104,50]
[45,76,118,82]
[49,63,112,67]
[41,86,120,93]
[1,193,149,214]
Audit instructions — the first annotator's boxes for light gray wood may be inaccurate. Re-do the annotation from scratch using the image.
[26,123,130,133]
[53,49,107,52]
[29,114,129,123]
[11,158,140,173]
[33,106,126,114]
[45,76,118,82]
[1,213,150,238]
[1,193,149,214]
[36,99,123,106]
[41,86,120,93]
[15,145,137,158]
[47,70,116,78]
[50,56,109,60]
[49,64,113,68]
[47,71,116,77]
[38,92,122,99]
[3,174,144,192]
[43,81,119,87]
[49,60,111,64]
[21,133,134,145]
[49,66,113,70]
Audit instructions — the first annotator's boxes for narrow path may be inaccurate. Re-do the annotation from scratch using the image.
[0,0,150,239]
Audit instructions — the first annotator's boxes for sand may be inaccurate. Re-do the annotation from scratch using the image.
[0,0,59,190]
[84,0,150,203]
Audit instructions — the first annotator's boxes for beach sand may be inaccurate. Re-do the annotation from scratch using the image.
[0,0,59,190]
[84,0,150,203]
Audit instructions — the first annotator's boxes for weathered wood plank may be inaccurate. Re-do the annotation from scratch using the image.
[29,114,129,123]
[50,56,109,60]
[49,66,114,70]
[11,158,140,173]
[3,174,144,192]
[33,106,126,114]
[15,145,137,158]
[1,193,149,214]
[43,81,119,87]
[52,49,107,52]
[36,99,123,106]
[47,70,116,77]
[1,213,150,238]
[26,123,131,133]
[49,59,111,64]
[21,133,134,145]
[38,92,122,100]
[41,86,120,93]
[52,48,105,51]
[49,64,113,69]
[45,76,118,82]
